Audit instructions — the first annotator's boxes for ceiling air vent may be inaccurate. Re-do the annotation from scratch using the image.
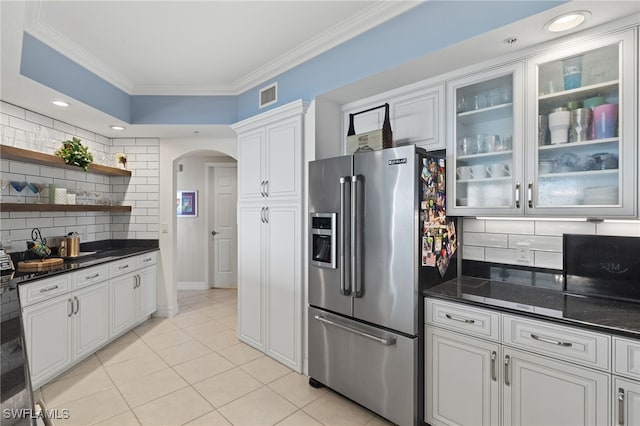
[259,82,278,108]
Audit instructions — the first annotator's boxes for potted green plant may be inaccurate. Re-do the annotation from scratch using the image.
[55,137,94,171]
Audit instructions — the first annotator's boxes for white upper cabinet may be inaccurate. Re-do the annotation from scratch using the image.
[342,83,445,153]
[446,62,524,216]
[525,29,637,217]
[234,101,306,202]
[447,27,637,218]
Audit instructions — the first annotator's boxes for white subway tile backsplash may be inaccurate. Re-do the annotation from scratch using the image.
[125,146,148,154]
[462,218,485,232]
[10,161,40,176]
[596,222,640,237]
[53,120,75,134]
[9,116,38,133]
[54,217,77,227]
[464,232,508,248]
[1,102,26,119]
[75,128,96,141]
[462,245,485,261]
[508,234,562,252]
[535,221,597,236]
[25,111,53,128]
[485,220,535,234]
[534,251,563,269]
[40,166,66,179]
[485,247,518,265]
[26,218,54,228]
[136,169,160,177]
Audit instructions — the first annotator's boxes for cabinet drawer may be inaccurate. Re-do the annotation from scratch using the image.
[426,298,500,341]
[136,252,157,268]
[109,258,137,277]
[19,276,71,307]
[614,337,640,381]
[72,265,108,290]
[503,315,610,370]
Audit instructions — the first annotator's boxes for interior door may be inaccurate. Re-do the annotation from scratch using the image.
[210,166,238,287]
[353,145,418,335]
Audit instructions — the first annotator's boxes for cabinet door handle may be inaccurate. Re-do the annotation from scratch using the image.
[260,207,265,223]
[491,350,497,381]
[530,333,573,347]
[119,264,129,270]
[264,207,269,224]
[39,285,59,293]
[445,313,475,324]
[515,182,521,208]
[260,180,267,197]
[618,388,625,425]
[265,180,269,197]
[527,181,533,208]
[85,273,100,280]
[143,257,152,263]
[73,296,79,315]
[67,298,73,317]
[504,355,510,386]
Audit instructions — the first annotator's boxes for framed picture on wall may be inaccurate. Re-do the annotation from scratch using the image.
[177,190,197,217]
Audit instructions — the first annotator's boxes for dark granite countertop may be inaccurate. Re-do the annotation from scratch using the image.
[425,276,640,339]
[0,240,158,423]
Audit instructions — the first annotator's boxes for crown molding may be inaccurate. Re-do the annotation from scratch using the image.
[230,1,422,94]
[23,1,135,93]
[22,0,421,97]
[231,99,309,133]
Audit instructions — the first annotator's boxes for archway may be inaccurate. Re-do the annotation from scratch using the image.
[156,137,238,317]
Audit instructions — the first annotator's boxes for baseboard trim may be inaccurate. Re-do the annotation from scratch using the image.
[177,281,208,290]
[154,305,179,318]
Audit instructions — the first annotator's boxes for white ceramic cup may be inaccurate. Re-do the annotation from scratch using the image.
[54,188,67,204]
[456,166,473,180]
[66,193,76,204]
[470,164,487,179]
[548,110,571,144]
[487,163,511,177]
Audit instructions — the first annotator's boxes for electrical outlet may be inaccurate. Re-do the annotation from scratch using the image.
[161,224,169,233]
[516,244,532,264]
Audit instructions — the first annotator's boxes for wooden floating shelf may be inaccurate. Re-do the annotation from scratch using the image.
[0,145,132,177]
[0,203,132,212]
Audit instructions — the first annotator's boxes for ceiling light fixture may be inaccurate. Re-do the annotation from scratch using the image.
[52,100,69,107]
[544,11,590,33]
[110,125,125,131]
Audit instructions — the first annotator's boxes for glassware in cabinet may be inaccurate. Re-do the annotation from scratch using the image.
[529,30,635,216]
[448,63,523,214]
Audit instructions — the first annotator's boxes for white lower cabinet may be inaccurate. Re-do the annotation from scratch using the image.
[23,281,109,388]
[503,347,610,426]
[72,282,109,360]
[22,294,72,387]
[22,252,158,388]
[614,377,640,426]
[426,327,500,426]
[109,266,157,338]
[424,297,640,426]
[237,202,302,371]
[109,272,137,337]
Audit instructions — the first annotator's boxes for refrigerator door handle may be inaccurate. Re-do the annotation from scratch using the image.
[314,315,396,346]
[351,175,363,297]
[339,177,351,296]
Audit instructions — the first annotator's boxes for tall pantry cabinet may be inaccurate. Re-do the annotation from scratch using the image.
[232,100,307,372]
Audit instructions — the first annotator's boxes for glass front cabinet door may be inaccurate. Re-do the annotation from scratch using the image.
[447,62,524,216]
[525,29,636,217]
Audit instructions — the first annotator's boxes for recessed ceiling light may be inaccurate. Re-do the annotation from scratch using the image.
[545,11,590,33]
[52,100,69,107]
[110,125,125,131]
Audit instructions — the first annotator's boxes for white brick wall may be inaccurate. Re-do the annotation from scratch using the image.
[109,138,160,240]
[462,217,640,270]
[0,102,159,250]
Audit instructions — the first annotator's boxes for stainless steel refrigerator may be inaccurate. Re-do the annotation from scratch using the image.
[308,145,456,426]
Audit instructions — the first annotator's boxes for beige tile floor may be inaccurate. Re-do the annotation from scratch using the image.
[38,288,393,426]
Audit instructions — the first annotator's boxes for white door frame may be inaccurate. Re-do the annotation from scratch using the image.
[204,162,237,288]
